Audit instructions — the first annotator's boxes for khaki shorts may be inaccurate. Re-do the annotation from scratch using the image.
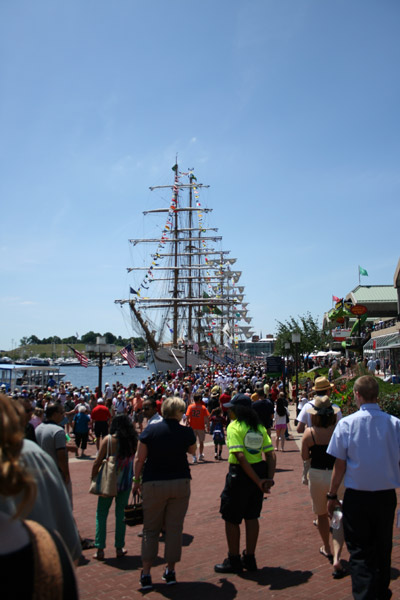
[193,429,205,442]
[308,468,345,515]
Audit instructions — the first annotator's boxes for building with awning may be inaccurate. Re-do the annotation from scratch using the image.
[345,285,398,319]
[322,258,400,378]
[360,258,400,379]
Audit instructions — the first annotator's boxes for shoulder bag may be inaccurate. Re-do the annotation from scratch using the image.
[89,435,117,497]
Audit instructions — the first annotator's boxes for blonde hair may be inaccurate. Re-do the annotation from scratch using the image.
[161,396,186,419]
[0,394,36,517]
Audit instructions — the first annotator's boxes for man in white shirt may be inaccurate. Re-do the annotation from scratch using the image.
[143,398,163,427]
[327,376,400,600]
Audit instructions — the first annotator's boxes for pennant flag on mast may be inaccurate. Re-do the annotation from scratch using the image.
[359,266,368,276]
[68,346,89,368]
[119,343,138,368]
[332,295,340,302]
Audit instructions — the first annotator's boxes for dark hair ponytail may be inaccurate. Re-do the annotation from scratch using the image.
[232,404,261,431]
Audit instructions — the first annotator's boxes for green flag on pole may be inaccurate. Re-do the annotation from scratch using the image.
[359,266,368,276]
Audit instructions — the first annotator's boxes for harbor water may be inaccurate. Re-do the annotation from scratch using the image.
[61,364,154,390]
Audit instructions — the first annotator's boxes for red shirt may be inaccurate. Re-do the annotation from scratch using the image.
[91,405,111,422]
[270,387,279,402]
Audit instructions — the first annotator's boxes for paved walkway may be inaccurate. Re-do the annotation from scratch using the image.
[72,411,400,599]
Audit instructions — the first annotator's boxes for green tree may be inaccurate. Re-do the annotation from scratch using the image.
[104,332,116,344]
[27,335,41,345]
[42,336,62,344]
[62,335,78,344]
[274,312,327,357]
[133,337,145,350]
[81,331,100,344]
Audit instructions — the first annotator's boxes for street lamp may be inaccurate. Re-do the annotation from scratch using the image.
[86,337,116,392]
[291,333,301,409]
[284,342,290,395]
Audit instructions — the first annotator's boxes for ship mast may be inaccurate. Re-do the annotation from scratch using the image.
[187,171,194,341]
[172,163,179,346]
[115,164,253,361]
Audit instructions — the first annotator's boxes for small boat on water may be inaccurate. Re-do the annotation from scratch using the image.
[115,163,254,372]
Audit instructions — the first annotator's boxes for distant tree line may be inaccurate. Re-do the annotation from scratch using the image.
[19,332,145,350]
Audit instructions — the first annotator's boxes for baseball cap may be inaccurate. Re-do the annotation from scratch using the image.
[223,393,252,409]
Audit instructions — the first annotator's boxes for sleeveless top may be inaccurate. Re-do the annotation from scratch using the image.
[309,428,335,470]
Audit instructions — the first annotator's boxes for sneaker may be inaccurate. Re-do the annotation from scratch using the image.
[214,554,243,573]
[140,572,153,590]
[192,456,197,464]
[162,569,176,585]
[241,550,257,571]
[199,454,205,461]
[215,453,218,460]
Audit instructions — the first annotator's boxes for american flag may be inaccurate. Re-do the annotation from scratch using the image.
[120,343,138,368]
[68,346,90,368]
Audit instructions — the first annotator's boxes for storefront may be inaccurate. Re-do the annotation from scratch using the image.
[363,332,400,380]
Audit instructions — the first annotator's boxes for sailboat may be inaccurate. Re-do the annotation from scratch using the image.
[115,163,254,373]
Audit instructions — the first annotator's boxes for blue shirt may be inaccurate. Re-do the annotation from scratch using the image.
[327,403,400,491]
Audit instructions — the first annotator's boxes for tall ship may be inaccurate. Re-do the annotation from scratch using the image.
[115,163,254,373]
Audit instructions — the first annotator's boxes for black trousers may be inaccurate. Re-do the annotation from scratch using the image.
[343,488,397,600]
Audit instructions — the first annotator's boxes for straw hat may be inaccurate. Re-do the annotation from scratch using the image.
[306,395,339,415]
[312,376,334,392]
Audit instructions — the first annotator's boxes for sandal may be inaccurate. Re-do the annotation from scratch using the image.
[319,547,333,563]
[93,549,105,560]
[332,568,347,579]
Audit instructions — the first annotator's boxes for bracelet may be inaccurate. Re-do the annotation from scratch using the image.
[132,477,141,484]
[326,492,337,500]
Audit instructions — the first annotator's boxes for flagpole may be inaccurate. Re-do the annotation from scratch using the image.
[358,266,360,286]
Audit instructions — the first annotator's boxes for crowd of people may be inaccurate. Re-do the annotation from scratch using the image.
[1,360,399,598]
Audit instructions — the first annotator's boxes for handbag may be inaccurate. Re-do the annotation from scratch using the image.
[89,435,117,497]
[124,493,143,526]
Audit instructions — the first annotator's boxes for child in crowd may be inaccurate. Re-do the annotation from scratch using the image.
[274,396,289,452]
[210,407,226,460]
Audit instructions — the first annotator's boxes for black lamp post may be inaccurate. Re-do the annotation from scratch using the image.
[292,333,300,409]
[86,337,117,392]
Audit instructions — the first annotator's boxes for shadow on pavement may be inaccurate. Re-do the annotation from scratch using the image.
[103,554,163,571]
[146,577,237,599]
[241,565,313,590]
[182,533,194,547]
[391,567,400,582]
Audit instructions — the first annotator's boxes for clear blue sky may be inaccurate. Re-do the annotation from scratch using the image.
[1,0,399,350]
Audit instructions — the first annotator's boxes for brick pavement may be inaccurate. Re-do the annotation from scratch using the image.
[72,410,400,599]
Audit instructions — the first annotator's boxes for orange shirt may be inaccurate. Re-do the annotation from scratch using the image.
[186,403,210,430]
